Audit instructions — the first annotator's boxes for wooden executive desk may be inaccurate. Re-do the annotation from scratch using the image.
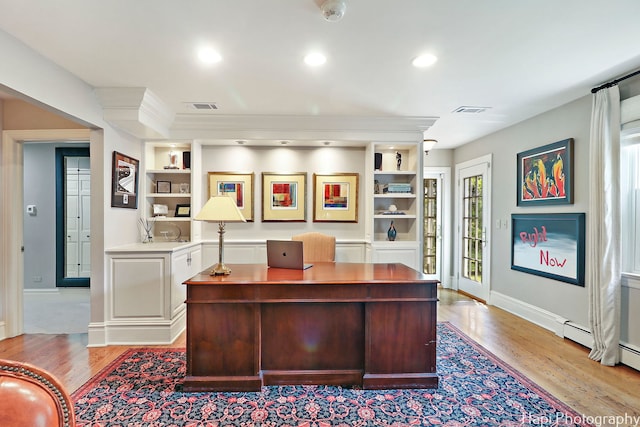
[182,262,438,392]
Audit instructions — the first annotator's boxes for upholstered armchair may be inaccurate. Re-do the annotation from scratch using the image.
[292,232,336,263]
[0,359,75,426]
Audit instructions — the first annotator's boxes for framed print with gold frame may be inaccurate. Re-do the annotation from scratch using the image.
[207,172,254,221]
[313,173,358,222]
[262,172,306,222]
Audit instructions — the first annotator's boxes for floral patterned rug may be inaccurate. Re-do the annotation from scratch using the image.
[72,322,592,426]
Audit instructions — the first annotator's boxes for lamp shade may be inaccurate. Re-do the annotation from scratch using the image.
[194,196,247,222]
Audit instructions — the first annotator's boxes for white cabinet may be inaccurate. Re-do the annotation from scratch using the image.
[369,143,422,269]
[171,245,201,316]
[103,242,202,345]
[144,143,193,242]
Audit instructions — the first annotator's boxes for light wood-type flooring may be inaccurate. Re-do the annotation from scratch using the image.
[1,289,638,426]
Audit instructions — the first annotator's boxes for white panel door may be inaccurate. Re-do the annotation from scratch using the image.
[65,156,91,279]
[65,157,80,277]
[79,160,91,277]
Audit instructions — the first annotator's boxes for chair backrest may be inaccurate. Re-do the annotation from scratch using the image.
[292,232,336,263]
[0,359,76,427]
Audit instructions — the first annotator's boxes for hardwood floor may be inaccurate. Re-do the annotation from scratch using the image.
[1,288,638,426]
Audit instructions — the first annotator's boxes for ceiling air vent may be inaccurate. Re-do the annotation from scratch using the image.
[453,106,490,114]
[184,102,218,110]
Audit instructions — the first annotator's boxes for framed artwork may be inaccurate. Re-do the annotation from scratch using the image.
[208,172,254,221]
[262,172,306,222]
[511,213,585,286]
[156,180,171,193]
[517,138,573,206]
[111,151,139,209]
[313,173,359,222]
[175,204,191,217]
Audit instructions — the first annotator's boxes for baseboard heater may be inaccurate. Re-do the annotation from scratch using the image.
[563,321,640,371]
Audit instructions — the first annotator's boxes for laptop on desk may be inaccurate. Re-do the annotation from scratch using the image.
[266,240,313,270]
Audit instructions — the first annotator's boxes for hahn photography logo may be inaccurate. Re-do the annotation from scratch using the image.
[521,412,640,426]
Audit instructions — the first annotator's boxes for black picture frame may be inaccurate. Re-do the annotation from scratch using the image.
[511,213,585,286]
[111,151,139,209]
[516,138,573,206]
[175,204,191,217]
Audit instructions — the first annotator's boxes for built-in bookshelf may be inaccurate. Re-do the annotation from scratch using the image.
[369,142,422,269]
[144,142,192,242]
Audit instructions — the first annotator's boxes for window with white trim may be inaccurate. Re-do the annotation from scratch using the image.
[621,133,640,274]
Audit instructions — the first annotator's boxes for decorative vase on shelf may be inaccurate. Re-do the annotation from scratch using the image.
[138,217,155,243]
[387,221,397,241]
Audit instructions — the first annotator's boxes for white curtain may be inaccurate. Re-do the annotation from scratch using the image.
[587,85,621,365]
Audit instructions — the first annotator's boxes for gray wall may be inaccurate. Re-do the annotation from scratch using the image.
[455,96,592,326]
[452,88,640,347]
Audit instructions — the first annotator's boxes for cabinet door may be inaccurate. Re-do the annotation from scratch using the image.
[171,249,190,315]
[171,247,202,316]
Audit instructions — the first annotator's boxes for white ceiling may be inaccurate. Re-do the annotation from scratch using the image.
[1,0,640,148]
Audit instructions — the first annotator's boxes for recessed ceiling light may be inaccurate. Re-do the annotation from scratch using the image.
[198,47,222,64]
[304,52,327,67]
[412,53,438,68]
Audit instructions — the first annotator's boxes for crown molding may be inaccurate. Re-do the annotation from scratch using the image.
[168,114,438,143]
[93,87,438,143]
[94,87,174,138]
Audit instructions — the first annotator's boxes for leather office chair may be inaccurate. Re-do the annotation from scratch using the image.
[292,232,336,263]
[0,359,76,426]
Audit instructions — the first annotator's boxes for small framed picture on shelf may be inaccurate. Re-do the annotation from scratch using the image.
[179,183,190,194]
[175,204,191,217]
[157,180,171,194]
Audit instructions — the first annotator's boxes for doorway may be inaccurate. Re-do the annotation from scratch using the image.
[22,143,91,334]
[456,155,492,302]
[1,129,94,339]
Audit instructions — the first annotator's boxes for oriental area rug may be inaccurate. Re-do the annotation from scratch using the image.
[72,322,592,426]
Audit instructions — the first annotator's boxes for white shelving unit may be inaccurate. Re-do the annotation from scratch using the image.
[369,143,422,269]
[144,143,193,242]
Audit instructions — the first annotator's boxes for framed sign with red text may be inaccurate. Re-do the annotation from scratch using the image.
[511,213,585,286]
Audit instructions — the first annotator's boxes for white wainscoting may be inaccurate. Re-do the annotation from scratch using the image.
[201,239,368,267]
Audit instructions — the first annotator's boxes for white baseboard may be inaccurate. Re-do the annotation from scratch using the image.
[490,291,640,371]
[489,291,568,336]
[88,315,185,347]
[23,288,60,294]
[87,322,106,347]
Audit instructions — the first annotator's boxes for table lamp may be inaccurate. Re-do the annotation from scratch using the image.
[194,195,246,275]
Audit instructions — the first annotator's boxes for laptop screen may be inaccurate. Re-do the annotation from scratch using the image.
[266,240,312,270]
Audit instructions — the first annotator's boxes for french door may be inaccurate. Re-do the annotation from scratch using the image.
[423,175,441,280]
[456,156,491,301]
